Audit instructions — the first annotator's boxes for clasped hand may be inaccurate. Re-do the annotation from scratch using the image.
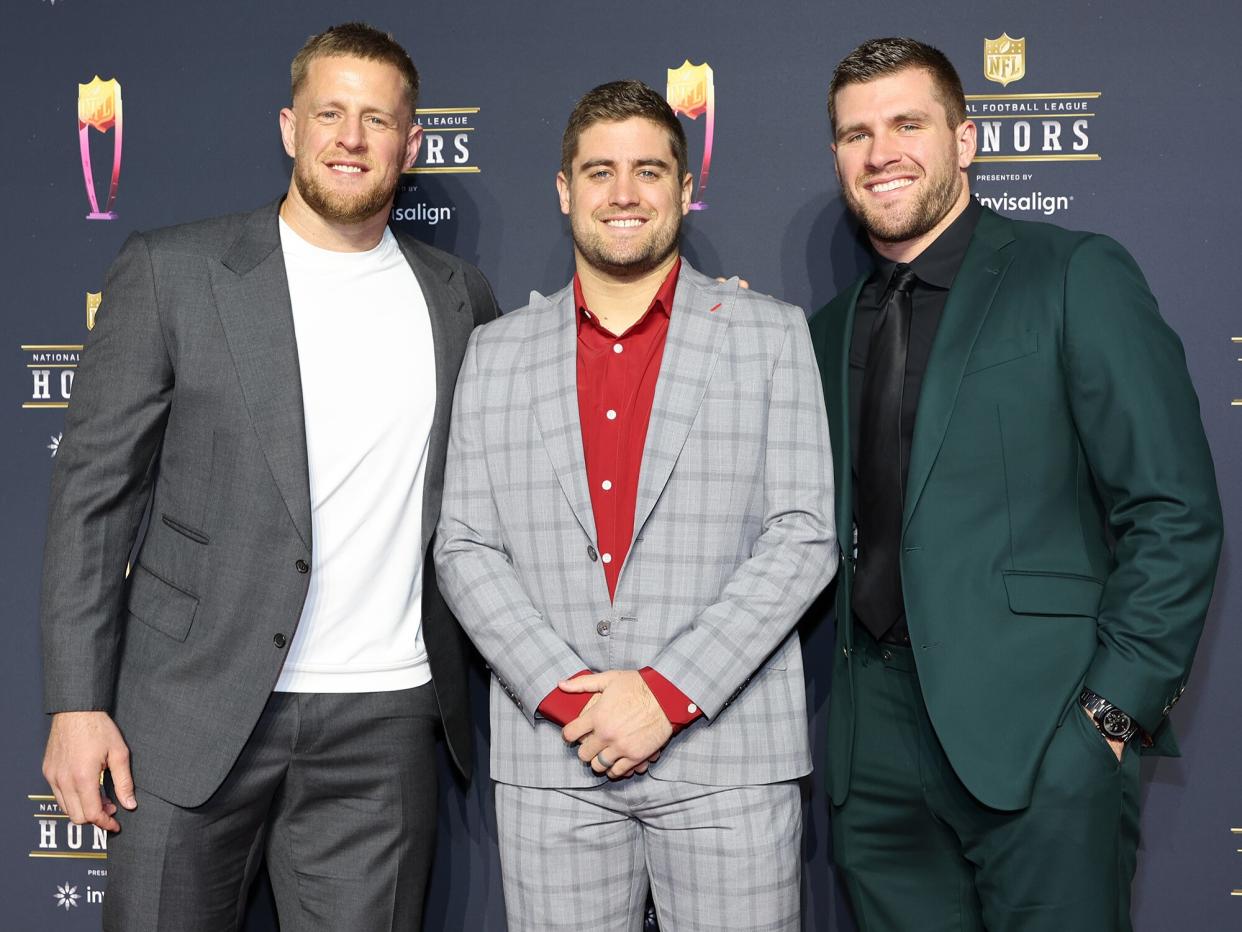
[559,670,673,780]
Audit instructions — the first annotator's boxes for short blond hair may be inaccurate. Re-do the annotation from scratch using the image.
[291,22,420,118]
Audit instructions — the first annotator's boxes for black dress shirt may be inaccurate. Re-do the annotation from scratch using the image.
[849,197,983,642]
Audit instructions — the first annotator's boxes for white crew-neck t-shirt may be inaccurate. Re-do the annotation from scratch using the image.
[275,218,436,693]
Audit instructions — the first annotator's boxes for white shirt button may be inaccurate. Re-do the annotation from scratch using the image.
[687,703,697,714]
[606,409,617,420]
[613,344,623,354]
[601,552,613,564]
[601,480,612,491]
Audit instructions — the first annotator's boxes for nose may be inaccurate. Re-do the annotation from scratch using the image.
[334,114,367,152]
[609,172,640,207]
[864,133,902,172]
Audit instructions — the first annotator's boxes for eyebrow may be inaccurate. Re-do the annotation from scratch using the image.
[578,157,673,171]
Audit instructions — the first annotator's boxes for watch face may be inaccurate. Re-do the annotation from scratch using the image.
[1101,708,1132,739]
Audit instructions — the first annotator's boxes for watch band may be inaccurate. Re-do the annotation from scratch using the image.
[1079,687,1139,744]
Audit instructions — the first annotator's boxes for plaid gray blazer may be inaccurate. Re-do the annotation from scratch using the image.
[435,261,836,788]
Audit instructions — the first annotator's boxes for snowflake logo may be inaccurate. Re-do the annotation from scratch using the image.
[48,432,62,457]
[54,882,80,911]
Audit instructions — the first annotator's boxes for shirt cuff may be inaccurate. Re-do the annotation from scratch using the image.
[536,669,593,727]
[640,667,703,733]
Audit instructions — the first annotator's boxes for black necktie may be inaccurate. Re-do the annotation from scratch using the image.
[853,264,917,640]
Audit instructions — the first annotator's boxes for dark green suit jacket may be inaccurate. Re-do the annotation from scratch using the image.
[809,207,1222,811]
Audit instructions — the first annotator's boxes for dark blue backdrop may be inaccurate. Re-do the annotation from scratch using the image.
[4,1,1238,929]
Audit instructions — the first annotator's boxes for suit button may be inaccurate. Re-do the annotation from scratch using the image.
[295,559,309,574]
[587,546,598,562]
[273,633,287,648]
[596,620,611,637]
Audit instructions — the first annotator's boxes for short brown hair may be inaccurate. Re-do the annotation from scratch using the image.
[828,37,966,135]
[561,80,688,180]
[290,22,420,119]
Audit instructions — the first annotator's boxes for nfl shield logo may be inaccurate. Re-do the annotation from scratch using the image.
[984,34,1026,87]
[78,76,120,131]
[666,61,713,119]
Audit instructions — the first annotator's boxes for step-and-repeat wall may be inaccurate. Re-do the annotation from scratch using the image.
[4,1,1238,929]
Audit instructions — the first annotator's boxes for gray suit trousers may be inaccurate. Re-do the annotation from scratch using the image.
[494,778,802,932]
[103,685,439,932]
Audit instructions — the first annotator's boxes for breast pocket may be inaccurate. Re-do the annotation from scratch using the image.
[964,331,1039,376]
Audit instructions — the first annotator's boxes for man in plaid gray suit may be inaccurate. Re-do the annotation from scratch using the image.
[435,80,835,932]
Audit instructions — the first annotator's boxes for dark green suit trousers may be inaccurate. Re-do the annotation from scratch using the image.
[832,627,1139,932]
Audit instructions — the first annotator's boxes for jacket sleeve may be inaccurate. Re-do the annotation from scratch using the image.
[462,261,500,327]
[434,329,589,724]
[1066,234,1223,735]
[41,232,175,713]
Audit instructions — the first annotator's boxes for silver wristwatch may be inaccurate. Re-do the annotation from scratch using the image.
[1079,687,1138,744]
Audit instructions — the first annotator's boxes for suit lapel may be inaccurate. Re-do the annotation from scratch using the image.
[903,210,1016,530]
[529,285,597,541]
[210,200,312,549]
[822,279,865,558]
[811,280,865,647]
[632,265,733,541]
[394,231,472,554]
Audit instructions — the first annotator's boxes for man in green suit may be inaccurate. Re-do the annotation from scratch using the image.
[809,37,1222,932]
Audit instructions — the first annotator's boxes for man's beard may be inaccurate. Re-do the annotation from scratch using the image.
[293,159,396,225]
[570,209,681,279]
[842,152,961,245]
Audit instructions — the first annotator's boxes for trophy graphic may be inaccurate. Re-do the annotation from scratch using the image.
[666,61,714,211]
[78,76,123,220]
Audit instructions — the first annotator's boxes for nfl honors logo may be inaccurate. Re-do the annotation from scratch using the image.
[86,292,101,331]
[409,107,480,174]
[984,34,1026,87]
[967,34,1100,167]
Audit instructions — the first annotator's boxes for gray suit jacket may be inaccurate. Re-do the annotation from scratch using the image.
[435,262,836,788]
[40,198,499,807]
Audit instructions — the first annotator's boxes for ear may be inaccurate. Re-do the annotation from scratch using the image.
[956,119,977,169]
[279,107,297,159]
[403,123,424,171]
[680,172,693,215]
[556,170,571,216]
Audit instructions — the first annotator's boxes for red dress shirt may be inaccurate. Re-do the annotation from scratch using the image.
[537,261,702,732]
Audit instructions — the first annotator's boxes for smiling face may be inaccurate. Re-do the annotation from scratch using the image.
[279,54,421,228]
[556,117,692,280]
[831,67,975,259]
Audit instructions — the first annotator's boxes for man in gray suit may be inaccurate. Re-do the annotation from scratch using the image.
[39,22,497,931]
[435,80,835,931]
